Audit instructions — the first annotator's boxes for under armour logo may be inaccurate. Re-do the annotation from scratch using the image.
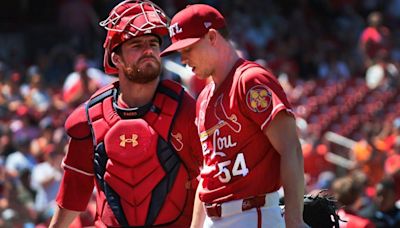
[120,134,138,147]
[169,22,183,37]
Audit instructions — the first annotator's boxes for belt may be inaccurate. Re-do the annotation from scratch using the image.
[204,194,270,218]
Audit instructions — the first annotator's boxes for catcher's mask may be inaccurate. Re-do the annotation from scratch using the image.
[100,0,169,75]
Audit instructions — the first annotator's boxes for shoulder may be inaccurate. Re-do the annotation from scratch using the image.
[5,152,25,164]
[237,61,277,84]
[235,61,281,97]
[165,82,197,127]
[65,83,119,139]
[89,82,117,100]
[361,27,378,40]
[161,79,184,93]
[178,87,196,114]
[65,104,91,139]
[160,79,196,109]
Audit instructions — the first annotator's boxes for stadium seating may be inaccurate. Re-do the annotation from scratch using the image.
[290,78,400,140]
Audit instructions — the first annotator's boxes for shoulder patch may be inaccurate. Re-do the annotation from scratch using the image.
[246,85,272,113]
[65,104,91,139]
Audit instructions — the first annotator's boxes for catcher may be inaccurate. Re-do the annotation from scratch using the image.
[49,1,202,227]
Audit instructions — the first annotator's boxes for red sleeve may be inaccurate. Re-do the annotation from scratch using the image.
[63,137,95,175]
[237,67,294,131]
[56,137,95,211]
[56,168,94,211]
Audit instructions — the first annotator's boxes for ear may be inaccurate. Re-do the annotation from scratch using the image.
[207,29,218,45]
[111,52,121,66]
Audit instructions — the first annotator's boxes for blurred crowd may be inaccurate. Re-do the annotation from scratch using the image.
[1,0,400,227]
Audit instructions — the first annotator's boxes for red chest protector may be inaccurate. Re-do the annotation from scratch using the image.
[86,80,189,227]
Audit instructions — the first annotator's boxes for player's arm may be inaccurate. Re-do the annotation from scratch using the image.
[190,178,205,228]
[49,205,81,228]
[51,104,95,226]
[264,111,308,228]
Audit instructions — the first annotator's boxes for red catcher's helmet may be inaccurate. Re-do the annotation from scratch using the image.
[100,0,169,75]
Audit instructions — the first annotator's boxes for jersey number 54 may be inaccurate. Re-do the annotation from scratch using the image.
[215,153,249,183]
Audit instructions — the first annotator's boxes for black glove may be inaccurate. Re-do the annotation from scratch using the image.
[302,190,341,228]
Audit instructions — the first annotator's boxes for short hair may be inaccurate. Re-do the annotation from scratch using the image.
[368,11,382,27]
[332,176,362,206]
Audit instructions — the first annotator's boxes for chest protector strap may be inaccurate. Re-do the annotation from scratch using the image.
[86,81,185,227]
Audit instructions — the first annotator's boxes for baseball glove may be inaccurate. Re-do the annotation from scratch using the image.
[302,190,341,228]
[280,190,341,228]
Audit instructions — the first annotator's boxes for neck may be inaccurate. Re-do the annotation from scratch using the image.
[118,77,159,107]
[212,43,240,89]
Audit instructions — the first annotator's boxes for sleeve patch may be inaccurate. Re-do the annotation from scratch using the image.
[246,85,272,113]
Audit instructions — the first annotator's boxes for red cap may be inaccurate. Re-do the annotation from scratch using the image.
[160,4,225,57]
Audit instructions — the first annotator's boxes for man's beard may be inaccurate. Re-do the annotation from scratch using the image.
[122,56,161,84]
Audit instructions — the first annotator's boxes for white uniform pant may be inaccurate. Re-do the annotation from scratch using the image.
[203,191,285,228]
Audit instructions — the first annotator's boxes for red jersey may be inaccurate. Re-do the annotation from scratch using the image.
[338,209,376,228]
[360,26,390,59]
[196,59,294,204]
